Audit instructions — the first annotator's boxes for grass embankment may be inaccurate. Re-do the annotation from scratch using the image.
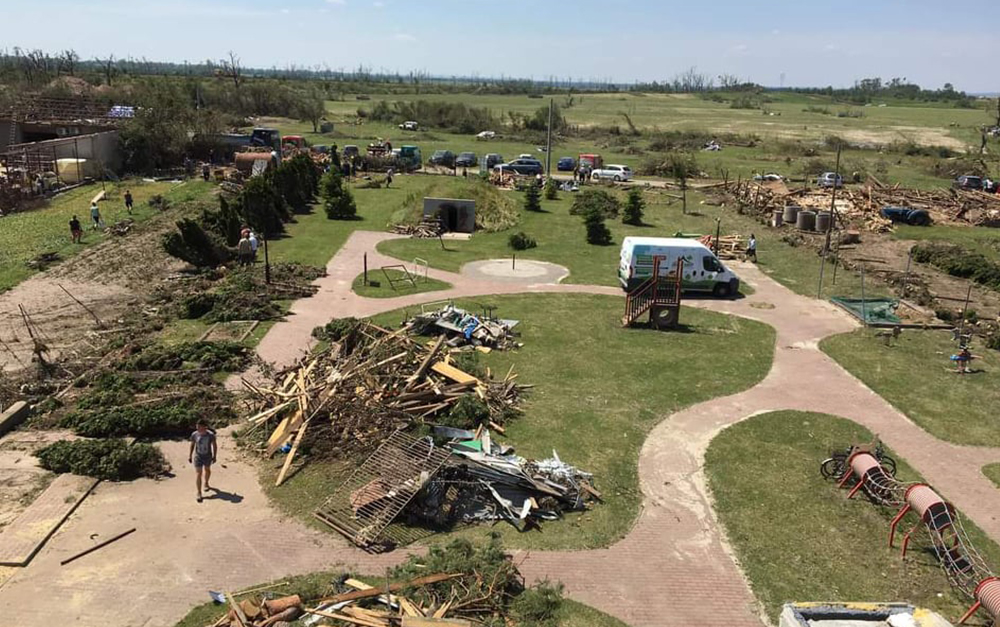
[0,179,198,292]
[706,410,1000,623]
[352,269,451,298]
[263,292,774,550]
[983,464,1000,489]
[894,225,1000,265]
[821,328,999,445]
[173,569,628,627]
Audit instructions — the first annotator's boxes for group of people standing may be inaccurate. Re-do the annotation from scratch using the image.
[237,227,259,266]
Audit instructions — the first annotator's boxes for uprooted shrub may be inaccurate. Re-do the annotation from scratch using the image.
[443,394,491,429]
[312,317,362,349]
[569,188,620,218]
[162,218,232,268]
[36,439,168,481]
[60,401,203,438]
[121,341,249,372]
[508,231,537,250]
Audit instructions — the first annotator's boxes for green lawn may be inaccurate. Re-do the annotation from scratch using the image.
[706,410,1000,624]
[264,293,774,550]
[0,179,206,292]
[352,268,451,298]
[266,176,426,268]
[821,328,999,445]
[983,464,1000,489]
[173,568,628,627]
[378,185,883,299]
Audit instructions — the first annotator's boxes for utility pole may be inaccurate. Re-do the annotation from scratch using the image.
[817,144,843,298]
[545,98,553,176]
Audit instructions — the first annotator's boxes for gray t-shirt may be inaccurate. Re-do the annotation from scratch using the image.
[191,430,215,457]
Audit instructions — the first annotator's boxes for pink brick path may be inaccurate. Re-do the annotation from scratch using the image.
[3,230,999,627]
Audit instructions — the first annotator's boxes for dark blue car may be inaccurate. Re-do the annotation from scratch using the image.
[557,157,576,171]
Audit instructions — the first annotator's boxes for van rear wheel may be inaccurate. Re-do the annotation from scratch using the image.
[712,283,731,298]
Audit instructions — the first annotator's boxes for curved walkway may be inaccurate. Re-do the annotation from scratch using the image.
[5,230,1000,627]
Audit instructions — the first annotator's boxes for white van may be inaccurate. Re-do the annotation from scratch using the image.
[618,237,741,297]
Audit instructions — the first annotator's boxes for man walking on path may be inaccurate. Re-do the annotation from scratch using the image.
[124,189,134,214]
[69,215,83,243]
[745,233,757,263]
[189,420,217,502]
[386,167,393,188]
[248,231,259,261]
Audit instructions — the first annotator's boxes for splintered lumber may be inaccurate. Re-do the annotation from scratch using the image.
[226,592,248,627]
[275,419,310,486]
[431,362,479,385]
[319,573,464,604]
[402,618,472,627]
[405,334,446,391]
[303,608,387,627]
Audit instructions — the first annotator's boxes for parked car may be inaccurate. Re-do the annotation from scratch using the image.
[343,145,360,160]
[429,150,456,167]
[484,153,505,169]
[592,164,633,182]
[880,206,931,226]
[557,157,576,171]
[503,158,544,175]
[817,172,843,188]
[398,120,419,131]
[953,175,984,191]
[476,130,496,140]
[455,152,478,167]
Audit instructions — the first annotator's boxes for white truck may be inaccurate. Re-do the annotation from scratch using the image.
[591,164,633,182]
[618,237,741,297]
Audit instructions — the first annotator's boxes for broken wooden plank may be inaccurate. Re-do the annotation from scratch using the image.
[402,617,471,627]
[430,362,479,385]
[319,573,464,604]
[275,418,311,487]
[405,334,446,391]
[303,608,388,627]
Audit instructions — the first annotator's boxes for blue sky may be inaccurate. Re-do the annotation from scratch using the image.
[7,0,999,91]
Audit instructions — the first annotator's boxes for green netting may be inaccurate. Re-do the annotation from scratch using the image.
[830,297,901,325]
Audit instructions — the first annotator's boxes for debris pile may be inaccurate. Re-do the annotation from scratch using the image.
[403,304,521,350]
[104,218,134,236]
[698,234,746,260]
[242,321,528,486]
[391,217,443,238]
[314,429,598,551]
[722,179,1000,232]
[208,536,563,626]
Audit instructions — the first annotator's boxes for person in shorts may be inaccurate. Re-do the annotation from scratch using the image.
[124,189,134,214]
[69,215,83,243]
[189,420,218,502]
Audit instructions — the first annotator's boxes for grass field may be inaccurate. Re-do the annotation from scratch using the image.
[173,568,628,627]
[263,292,774,550]
[706,410,1000,624]
[0,179,201,292]
[821,328,1000,445]
[352,268,451,298]
[984,464,1000,489]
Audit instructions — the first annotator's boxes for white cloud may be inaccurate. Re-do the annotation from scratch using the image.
[373,1,384,6]
[771,29,780,35]
[280,8,290,13]
[392,33,417,42]
[326,0,346,4]
[824,43,837,51]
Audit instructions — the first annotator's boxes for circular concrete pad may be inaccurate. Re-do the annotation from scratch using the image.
[461,259,569,284]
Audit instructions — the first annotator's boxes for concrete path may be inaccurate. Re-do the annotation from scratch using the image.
[4,230,1000,627]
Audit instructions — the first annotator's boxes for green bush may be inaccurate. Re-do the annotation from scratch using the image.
[162,218,231,268]
[508,231,537,250]
[179,293,217,319]
[36,439,168,481]
[523,181,542,212]
[238,175,289,236]
[321,169,358,219]
[570,188,620,218]
[623,188,645,225]
[444,394,491,429]
[584,208,613,246]
[543,177,558,200]
[510,581,565,627]
[312,317,361,342]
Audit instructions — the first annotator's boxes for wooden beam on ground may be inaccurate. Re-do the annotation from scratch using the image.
[405,335,446,391]
[430,362,479,385]
[275,418,310,487]
[318,573,464,604]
